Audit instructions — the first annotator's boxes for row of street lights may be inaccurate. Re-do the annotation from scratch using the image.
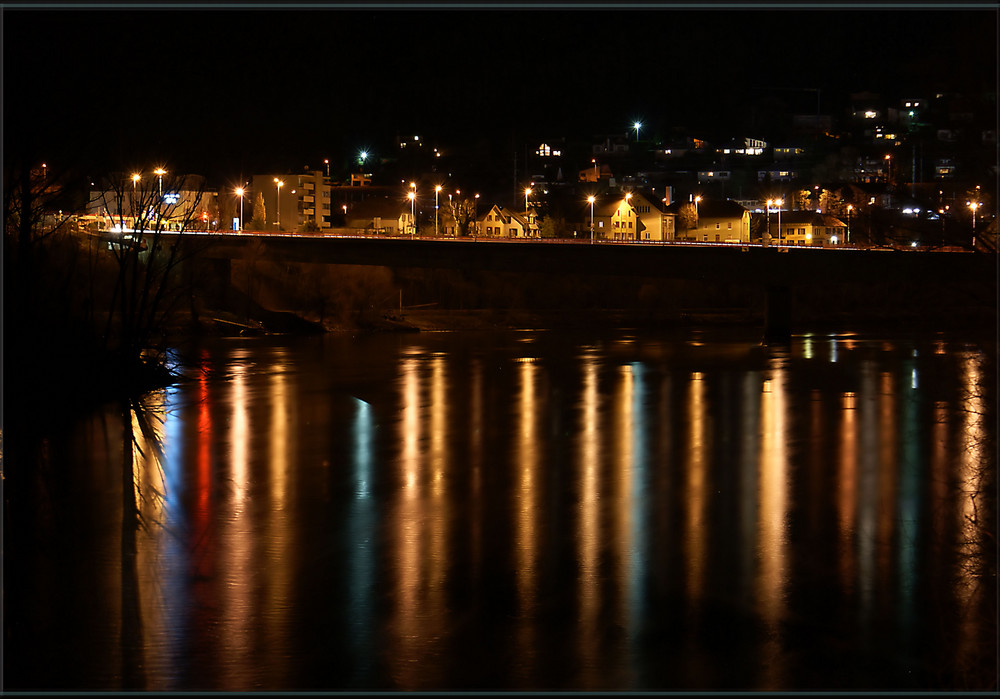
[406,182,483,237]
[129,168,167,195]
[226,177,984,243]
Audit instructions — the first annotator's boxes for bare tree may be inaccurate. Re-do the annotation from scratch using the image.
[92,171,206,375]
[444,196,479,237]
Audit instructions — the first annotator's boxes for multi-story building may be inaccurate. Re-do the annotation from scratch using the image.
[252,170,333,231]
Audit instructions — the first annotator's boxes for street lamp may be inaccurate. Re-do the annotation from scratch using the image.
[969,200,980,248]
[588,195,596,244]
[846,204,852,245]
[634,121,641,141]
[324,159,330,178]
[132,173,140,191]
[474,193,480,238]
[274,178,284,227]
[775,198,783,245]
[235,186,245,231]
[154,168,166,195]
[884,154,891,184]
[408,189,416,236]
[694,195,702,220]
[435,184,441,237]
[765,199,773,246]
[625,192,634,240]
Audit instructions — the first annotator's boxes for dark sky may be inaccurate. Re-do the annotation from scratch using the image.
[4,5,996,183]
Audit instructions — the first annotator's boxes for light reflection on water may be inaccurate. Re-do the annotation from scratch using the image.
[7,329,996,692]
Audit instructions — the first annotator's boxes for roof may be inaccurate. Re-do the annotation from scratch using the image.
[345,197,407,220]
[778,211,846,226]
[664,199,748,219]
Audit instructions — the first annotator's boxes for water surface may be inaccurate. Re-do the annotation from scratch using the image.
[6,328,996,691]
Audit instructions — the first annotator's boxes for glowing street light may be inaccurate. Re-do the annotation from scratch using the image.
[154,168,166,195]
[474,193,480,238]
[694,195,702,218]
[435,184,442,237]
[235,186,245,231]
[132,173,140,191]
[775,198,783,245]
[846,204,852,244]
[765,199,775,246]
[408,189,416,236]
[633,121,642,141]
[969,200,980,248]
[525,187,532,213]
[324,159,330,177]
[274,177,284,227]
[588,195,596,244]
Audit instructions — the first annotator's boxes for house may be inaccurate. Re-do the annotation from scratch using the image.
[594,190,677,242]
[775,211,847,246]
[666,199,751,243]
[629,191,676,241]
[479,204,539,238]
[344,197,413,235]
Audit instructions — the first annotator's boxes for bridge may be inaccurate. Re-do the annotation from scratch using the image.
[160,231,997,338]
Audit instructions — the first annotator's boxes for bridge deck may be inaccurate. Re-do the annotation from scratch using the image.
[160,232,995,287]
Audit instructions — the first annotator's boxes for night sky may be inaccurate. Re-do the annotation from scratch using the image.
[4,4,996,183]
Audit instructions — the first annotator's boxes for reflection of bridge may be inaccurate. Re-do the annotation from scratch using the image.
[162,231,996,338]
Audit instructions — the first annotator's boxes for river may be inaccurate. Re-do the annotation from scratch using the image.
[4,326,996,691]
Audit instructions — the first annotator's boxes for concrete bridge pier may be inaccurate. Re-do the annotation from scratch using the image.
[182,248,232,320]
[764,285,792,343]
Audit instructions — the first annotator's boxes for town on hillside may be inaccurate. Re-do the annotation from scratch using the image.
[65,89,995,253]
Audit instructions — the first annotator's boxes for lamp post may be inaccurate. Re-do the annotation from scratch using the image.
[154,168,166,195]
[324,159,330,178]
[634,121,641,141]
[235,187,245,231]
[435,184,441,237]
[588,195,596,244]
[765,199,773,246]
[525,187,532,236]
[846,204,852,245]
[776,198,783,246]
[408,190,416,236]
[625,192,633,240]
[274,178,284,228]
[969,201,979,248]
[474,193,480,238]
[132,173,140,191]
